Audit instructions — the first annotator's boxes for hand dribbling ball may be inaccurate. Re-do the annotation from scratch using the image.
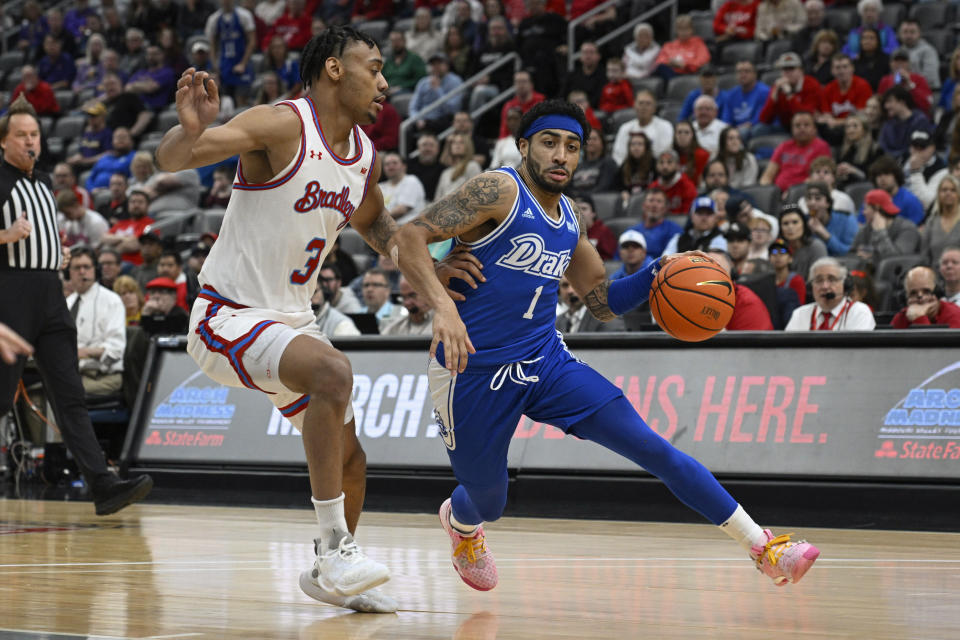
[649,255,736,341]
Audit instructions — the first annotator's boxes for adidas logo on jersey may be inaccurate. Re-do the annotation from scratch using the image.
[566,220,577,233]
[522,208,535,219]
[495,233,571,280]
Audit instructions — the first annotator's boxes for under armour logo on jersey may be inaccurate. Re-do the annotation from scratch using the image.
[309,150,322,160]
[522,208,535,219]
[294,182,355,230]
[495,233,571,280]
[360,167,367,174]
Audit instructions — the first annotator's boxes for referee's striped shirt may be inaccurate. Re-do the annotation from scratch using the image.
[0,160,61,271]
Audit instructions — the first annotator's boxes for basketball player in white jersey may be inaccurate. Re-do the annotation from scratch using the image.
[155,26,400,613]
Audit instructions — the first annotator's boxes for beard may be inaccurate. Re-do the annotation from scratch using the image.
[524,155,569,194]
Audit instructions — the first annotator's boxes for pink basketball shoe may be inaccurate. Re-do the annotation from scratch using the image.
[750,529,820,586]
[439,498,498,591]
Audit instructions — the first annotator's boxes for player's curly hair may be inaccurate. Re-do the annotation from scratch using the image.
[515,99,591,146]
[300,25,378,89]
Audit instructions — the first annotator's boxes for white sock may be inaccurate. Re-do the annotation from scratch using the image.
[311,493,350,552]
[718,504,766,553]
[449,510,480,537]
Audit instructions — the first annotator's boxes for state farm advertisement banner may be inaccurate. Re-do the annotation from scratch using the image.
[135,347,960,479]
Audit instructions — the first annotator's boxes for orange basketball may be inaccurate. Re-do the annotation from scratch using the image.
[649,255,736,342]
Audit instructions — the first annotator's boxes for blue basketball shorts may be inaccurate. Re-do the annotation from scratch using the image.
[427,334,623,490]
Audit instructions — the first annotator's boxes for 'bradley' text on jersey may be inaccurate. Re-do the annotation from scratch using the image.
[294,181,355,229]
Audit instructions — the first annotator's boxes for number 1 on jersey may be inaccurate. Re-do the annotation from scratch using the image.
[290,237,326,285]
[522,285,543,319]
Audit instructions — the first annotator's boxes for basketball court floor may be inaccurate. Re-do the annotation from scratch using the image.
[1,499,959,640]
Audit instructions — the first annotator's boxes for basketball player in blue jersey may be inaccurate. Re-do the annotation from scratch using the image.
[156,27,403,613]
[391,100,820,592]
[205,0,255,103]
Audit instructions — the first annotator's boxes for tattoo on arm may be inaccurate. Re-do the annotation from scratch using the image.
[364,212,398,256]
[570,199,588,238]
[415,175,502,242]
[583,280,616,322]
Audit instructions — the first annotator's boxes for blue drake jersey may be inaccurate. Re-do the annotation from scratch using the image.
[445,167,580,370]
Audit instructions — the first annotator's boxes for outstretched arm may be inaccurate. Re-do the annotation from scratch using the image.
[564,201,700,320]
[393,172,514,373]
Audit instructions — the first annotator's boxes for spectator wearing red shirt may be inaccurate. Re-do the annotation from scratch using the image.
[351,0,393,23]
[891,266,960,328]
[360,99,400,151]
[575,195,617,261]
[758,52,821,132]
[100,189,154,266]
[11,65,60,116]
[714,0,760,42]
[650,149,697,216]
[598,58,633,113]
[760,111,831,192]
[877,48,932,116]
[498,70,545,138]
[567,90,602,132]
[261,0,312,51]
[769,238,806,304]
[707,249,774,330]
[817,53,872,145]
[653,15,711,78]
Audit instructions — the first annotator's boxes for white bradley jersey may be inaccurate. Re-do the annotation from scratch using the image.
[199,96,377,313]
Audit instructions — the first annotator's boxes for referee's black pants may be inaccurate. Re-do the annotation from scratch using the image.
[0,270,111,485]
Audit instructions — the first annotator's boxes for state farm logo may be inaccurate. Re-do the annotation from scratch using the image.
[143,430,225,447]
[875,441,897,458]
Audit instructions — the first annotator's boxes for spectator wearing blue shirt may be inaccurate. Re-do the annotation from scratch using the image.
[610,230,656,280]
[37,34,76,90]
[842,0,899,57]
[260,36,302,98]
[805,182,858,256]
[409,52,464,134]
[125,46,177,112]
[64,0,97,40]
[625,187,683,259]
[859,155,925,226]
[67,102,114,171]
[878,85,933,159]
[86,128,136,192]
[678,66,724,122]
[720,60,770,140]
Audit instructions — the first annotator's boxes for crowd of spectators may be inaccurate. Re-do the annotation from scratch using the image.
[3,0,960,341]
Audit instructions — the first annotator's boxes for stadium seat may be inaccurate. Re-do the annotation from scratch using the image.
[356,20,389,44]
[194,208,225,234]
[54,90,75,110]
[607,107,636,133]
[393,18,414,33]
[604,260,621,277]
[94,189,112,210]
[624,193,645,218]
[145,210,197,238]
[876,254,924,289]
[666,75,701,102]
[338,227,367,255]
[747,133,789,154]
[690,13,714,42]
[351,253,373,273]
[760,69,780,86]
[666,214,688,228]
[155,109,180,134]
[784,183,806,205]
[659,102,682,124]
[38,116,55,137]
[591,191,622,221]
[52,115,86,140]
[392,92,412,119]
[740,184,781,217]
[925,30,955,57]
[46,137,64,159]
[0,51,24,75]
[720,42,761,68]
[630,76,664,100]
[764,40,794,69]
[910,3,953,31]
[881,3,906,28]
[844,181,874,212]
[824,7,857,35]
[604,216,641,239]
[5,70,22,91]
[717,73,737,91]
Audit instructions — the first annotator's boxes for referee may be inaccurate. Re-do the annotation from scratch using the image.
[0,96,152,515]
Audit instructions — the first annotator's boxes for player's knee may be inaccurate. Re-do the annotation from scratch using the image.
[307,351,353,403]
[471,488,508,523]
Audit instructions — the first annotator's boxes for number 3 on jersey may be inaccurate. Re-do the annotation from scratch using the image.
[290,237,326,285]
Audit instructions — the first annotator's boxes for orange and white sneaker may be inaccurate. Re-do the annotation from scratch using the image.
[439,498,498,591]
[750,529,820,586]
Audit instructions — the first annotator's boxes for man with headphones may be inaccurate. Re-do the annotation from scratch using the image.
[65,247,127,395]
[785,256,876,331]
[891,265,960,328]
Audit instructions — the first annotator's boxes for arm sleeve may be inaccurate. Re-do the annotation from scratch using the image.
[607,259,659,315]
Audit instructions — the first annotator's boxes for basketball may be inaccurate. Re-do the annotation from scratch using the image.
[649,255,736,342]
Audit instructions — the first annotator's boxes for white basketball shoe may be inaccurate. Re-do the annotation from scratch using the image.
[302,533,390,598]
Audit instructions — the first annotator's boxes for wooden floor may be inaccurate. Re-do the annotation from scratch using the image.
[1,500,959,640]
